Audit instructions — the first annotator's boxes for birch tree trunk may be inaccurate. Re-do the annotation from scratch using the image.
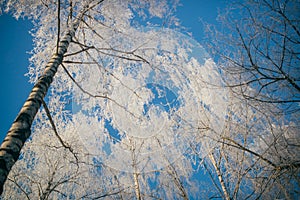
[133,172,141,200]
[208,153,230,200]
[0,18,81,195]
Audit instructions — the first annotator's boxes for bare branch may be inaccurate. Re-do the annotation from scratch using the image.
[41,99,79,164]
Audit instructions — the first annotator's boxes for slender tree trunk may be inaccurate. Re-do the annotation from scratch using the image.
[130,138,141,200]
[209,153,230,200]
[133,172,141,200]
[0,18,81,195]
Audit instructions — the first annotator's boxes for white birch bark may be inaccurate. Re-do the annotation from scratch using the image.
[133,172,141,200]
[208,153,230,200]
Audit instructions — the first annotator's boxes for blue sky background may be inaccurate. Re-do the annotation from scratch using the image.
[0,1,226,142]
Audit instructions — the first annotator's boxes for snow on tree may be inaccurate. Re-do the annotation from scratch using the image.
[1,0,299,199]
[203,0,300,198]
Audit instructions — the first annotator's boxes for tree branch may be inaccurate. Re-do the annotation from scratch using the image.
[41,99,79,164]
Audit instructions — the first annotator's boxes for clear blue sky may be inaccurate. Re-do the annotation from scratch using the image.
[0,1,227,142]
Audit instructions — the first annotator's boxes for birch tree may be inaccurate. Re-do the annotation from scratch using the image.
[202,0,300,198]
[188,91,299,199]
[0,0,230,198]
[0,0,182,195]
[3,0,298,199]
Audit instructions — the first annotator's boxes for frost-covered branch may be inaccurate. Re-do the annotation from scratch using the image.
[207,0,300,113]
[41,99,79,164]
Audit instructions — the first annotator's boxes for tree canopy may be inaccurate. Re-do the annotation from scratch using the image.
[0,0,299,199]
